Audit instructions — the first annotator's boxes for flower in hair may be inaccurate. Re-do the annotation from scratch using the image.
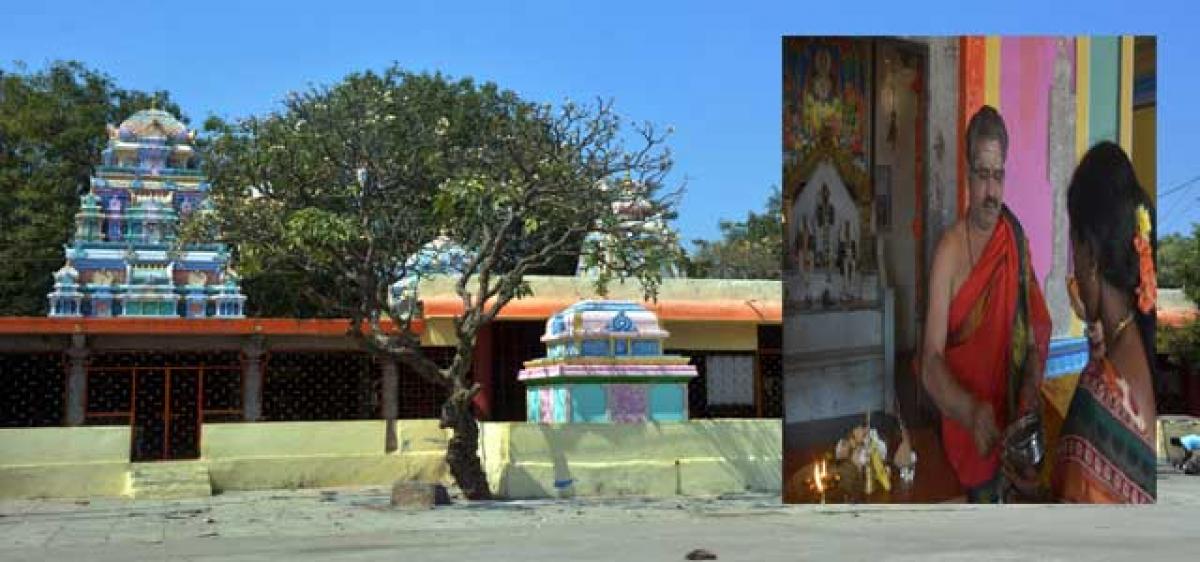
[1133,204,1156,314]
[1135,205,1152,240]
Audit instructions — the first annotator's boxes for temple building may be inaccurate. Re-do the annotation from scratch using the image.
[576,178,684,279]
[46,109,246,319]
[0,110,782,500]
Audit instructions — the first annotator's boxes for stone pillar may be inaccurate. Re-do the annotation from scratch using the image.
[924,37,960,269]
[64,334,88,426]
[1045,38,1077,338]
[241,336,266,422]
[381,358,399,453]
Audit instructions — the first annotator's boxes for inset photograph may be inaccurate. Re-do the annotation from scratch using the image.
[782,36,1161,503]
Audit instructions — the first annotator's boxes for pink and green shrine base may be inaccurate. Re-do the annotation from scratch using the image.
[518,300,698,423]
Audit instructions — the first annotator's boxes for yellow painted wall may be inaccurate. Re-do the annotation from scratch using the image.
[661,321,758,351]
[425,318,761,350]
[482,419,781,498]
[419,275,783,305]
[1132,106,1156,200]
[0,426,129,464]
[1075,37,1091,160]
[202,420,449,457]
[0,427,131,499]
[431,320,761,351]
[201,420,452,492]
[1,419,781,499]
[422,317,460,346]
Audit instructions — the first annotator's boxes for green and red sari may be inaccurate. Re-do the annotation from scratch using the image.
[1053,356,1156,504]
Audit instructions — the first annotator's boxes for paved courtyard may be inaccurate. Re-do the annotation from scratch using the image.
[1,467,1196,561]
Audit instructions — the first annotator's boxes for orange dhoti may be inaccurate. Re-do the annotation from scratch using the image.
[942,206,1051,490]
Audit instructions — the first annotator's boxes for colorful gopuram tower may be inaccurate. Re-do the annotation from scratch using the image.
[47,109,246,318]
[575,178,684,279]
[518,300,697,423]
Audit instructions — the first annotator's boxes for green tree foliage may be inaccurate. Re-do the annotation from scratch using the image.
[1157,232,1196,291]
[687,186,782,279]
[192,65,682,498]
[0,61,181,315]
[1158,224,1200,371]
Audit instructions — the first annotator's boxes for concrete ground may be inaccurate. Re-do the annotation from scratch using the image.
[1,467,1197,561]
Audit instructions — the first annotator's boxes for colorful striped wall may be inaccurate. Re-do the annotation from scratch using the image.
[956,35,1136,287]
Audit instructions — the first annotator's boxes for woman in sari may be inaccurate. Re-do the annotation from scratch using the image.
[1055,141,1158,503]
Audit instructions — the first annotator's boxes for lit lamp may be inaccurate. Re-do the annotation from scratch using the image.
[807,459,836,504]
[814,460,827,504]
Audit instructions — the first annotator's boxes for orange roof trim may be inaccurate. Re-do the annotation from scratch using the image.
[1159,309,1199,329]
[422,297,781,323]
[0,298,780,337]
[0,317,426,337]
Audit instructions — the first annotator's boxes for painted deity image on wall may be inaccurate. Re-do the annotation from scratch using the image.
[783,37,875,285]
[783,38,872,185]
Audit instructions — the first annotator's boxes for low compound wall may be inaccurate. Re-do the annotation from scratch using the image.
[0,426,131,499]
[201,420,452,492]
[481,419,782,499]
[0,419,782,500]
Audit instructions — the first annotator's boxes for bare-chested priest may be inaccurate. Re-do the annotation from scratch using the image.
[920,106,1052,503]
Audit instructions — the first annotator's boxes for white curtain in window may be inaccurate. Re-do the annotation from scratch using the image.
[705,354,754,405]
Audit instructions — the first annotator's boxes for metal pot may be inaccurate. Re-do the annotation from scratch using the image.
[1002,412,1045,472]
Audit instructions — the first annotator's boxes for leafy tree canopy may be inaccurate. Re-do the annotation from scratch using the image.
[0,61,181,315]
[686,186,782,280]
[190,64,683,498]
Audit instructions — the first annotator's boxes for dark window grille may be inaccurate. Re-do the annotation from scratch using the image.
[396,347,454,419]
[0,353,65,427]
[202,367,242,422]
[760,351,783,418]
[263,351,381,421]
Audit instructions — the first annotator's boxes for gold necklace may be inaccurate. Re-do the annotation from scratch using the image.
[1107,312,1136,348]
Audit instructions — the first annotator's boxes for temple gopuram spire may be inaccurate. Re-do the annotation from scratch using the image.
[47,109,246,318]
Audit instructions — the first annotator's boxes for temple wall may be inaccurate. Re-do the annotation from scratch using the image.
[201,420,451,492]
[206,419,780,498]
[0,426,131,499]
[419,276,784,307]
[0,420,780,499]
[481,419,781,498]
[422,317,459,346]
[425,311,765,352]
[660,322,758,351]
[875,40,923,353]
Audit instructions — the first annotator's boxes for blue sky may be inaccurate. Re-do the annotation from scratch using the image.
[3,0,1196,243]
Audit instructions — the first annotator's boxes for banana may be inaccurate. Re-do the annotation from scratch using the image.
[871,446,891,492]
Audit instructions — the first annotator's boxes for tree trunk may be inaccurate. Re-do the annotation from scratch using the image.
[439,387,492,500]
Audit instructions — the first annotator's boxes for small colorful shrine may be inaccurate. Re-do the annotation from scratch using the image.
[46,109,245,319]
[518,300,698,423]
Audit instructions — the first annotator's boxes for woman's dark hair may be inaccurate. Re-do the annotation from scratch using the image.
[1066,141,1156,376]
